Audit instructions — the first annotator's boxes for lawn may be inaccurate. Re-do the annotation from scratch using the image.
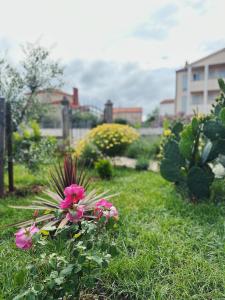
[1,166,225,299]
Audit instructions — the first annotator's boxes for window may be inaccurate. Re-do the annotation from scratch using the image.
[208,91,219,103]
[192,93,203,105]
[181,96,187,113]
[182,74,187,91]
[209,65,225,79]
[192,72,203,81]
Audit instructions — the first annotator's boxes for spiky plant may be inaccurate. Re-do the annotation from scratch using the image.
[7,156,117,234]
[50,156,90,199]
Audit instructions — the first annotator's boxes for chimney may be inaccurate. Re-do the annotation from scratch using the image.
[73,88,79,106]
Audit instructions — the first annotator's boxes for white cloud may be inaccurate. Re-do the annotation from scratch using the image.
[0,0,225,114]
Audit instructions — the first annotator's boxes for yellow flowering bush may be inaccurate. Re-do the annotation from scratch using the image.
[76,124,139,157]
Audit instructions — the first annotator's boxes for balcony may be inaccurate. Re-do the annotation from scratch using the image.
[190,80,204,92]
[208,78,223,90]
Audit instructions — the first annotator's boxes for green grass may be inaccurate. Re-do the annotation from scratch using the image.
[1,166,225,299]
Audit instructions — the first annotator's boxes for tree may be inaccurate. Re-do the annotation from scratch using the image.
[144,107,159,127]
[0,42,64,130]
[71,111,98,128]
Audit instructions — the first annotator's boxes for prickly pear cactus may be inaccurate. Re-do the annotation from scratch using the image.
[160,134,185,183]
[160,78,225,200]
[187,166,213,199]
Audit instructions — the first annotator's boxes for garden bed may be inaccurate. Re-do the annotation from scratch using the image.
[1,166,225,299]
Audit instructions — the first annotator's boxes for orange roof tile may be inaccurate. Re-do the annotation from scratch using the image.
[160,99,175,105]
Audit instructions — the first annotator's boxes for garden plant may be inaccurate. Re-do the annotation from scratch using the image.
[95,159,113,180]
[75,123,139,159]
[6,156,118,298]
[160,78,225,200]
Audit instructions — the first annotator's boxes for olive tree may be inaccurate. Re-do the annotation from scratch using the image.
[0,42,64,130]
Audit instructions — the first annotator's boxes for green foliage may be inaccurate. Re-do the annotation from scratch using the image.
[125,137,160,159]
[13,121,57,171]
[160,158,183,182]
[95,159,113,180]
[14,221,115,299]
[187,166,213,199]
[79,142,103,167]
[135,156,149,171]
[160,79,225,200]
[179,124,194,160]
[71,111,98,128]
[113,118,129,125]
[0,42,63,130]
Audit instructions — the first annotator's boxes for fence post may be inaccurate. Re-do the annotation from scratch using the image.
[104,100,113,123]
[6,102,14,192]
[0,97,5,197]
[61,96,70,144]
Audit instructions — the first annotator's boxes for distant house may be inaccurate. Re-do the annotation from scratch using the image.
[34,87,80,128]
[159,99,175,117]
[113,107,143,125]
[35,87,79,108]
[176,47,225,116]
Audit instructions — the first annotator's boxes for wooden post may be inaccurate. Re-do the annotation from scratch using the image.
[6,102,14,192]
[0,97,5,197]
[61,96,70,144]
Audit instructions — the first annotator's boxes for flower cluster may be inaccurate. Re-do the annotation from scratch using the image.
[15,184,118,250]
[75,123,139,157]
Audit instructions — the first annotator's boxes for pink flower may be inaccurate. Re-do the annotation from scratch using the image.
[96,199,113,209]
[66,205,85,223]
[105,206,119,220]
[95,199,118,220]
[60,184,85,209]
[60,197,73,209]
[15,224,39,250]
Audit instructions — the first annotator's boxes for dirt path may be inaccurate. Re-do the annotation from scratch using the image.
[113,156,159,172]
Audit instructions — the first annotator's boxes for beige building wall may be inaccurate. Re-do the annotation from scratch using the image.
[35,90,74,127]
[175,48,225,116]
[113,111,142,125]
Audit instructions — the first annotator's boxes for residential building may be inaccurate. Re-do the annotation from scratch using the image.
[35,87,79,108]
[35,87,80,127]
[113,107,143,125]
[159,99,175,117]
[175,48,225,116]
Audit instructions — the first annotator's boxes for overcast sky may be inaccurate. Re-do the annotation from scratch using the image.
[0,0,225,115]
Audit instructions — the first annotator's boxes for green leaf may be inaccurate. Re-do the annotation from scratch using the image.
[60,264,74,277]
[218,78,225,93]
[54,277,64,285]
[160,159,183,183]
[179,125,194,160]
[201,141,212,164]
[220,107,225,124]
[187,166,211,199]
[203,120,225,140]
[191,117,199,134]
[171,122,183,138]
[87,255,103,266]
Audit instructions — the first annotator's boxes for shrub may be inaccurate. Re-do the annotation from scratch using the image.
[75,123,139,158]
[13,121,57,171]
[95,159,113,180]
[160,78,225,200]
[114,118,129,125]
[126,137,160,159]
[79,142,102,167]
[135,156,149,171]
